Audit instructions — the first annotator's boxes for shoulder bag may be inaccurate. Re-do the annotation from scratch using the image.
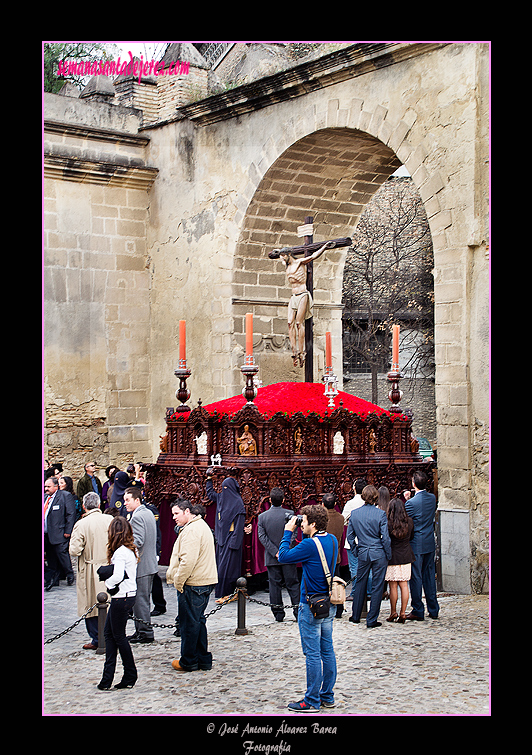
[303,536,346,618]
[314,536,347,606]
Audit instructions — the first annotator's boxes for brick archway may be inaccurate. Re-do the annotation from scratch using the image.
[231,125,403,385]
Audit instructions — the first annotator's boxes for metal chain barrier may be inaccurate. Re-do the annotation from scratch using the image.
[45,576,355,645]
[245,575,353,612]
[244,595,298,611]
[130,589,238,630]
[44,590,239,645]
[44,602,99,645]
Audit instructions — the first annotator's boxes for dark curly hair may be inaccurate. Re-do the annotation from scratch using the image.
[107,516,139,563]
[301,504,329,533]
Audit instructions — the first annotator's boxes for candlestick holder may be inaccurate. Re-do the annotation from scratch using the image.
[387,368,403,414]
[174,363,192,412]
[323,367,339,409]
[241,355,259,403]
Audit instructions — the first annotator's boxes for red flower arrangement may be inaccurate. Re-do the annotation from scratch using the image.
[172,382,406,422]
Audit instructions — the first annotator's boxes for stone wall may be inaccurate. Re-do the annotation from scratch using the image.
[43,43,490,593]
[43,93,157,480]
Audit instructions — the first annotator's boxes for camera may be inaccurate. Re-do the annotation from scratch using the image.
[285,512,303,527]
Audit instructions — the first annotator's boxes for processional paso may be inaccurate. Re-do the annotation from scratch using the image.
[146,215,434,574]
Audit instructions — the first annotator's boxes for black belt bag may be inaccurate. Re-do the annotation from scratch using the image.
[306,592,331,619]
[303,536,334,619]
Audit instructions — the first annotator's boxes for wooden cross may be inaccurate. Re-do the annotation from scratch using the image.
[269,216,352,382]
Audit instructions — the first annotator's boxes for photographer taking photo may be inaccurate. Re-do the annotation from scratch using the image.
[278,505,338,712]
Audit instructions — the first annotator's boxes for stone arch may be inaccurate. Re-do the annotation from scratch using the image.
[228,89,453,390]
[224,88,482,594]
[234,94,451,253]
[231,123,418,386]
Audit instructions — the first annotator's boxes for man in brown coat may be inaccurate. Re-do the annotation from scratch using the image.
[322,493,346,618]
[69,492,112,649]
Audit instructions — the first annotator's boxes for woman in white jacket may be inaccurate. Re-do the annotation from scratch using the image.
[97,516,139,690]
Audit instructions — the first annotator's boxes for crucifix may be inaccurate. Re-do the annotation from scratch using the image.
[269,216,352,382]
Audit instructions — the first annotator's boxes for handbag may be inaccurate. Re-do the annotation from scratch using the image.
[313,536,347,605]
[331,576,347,605]
[97,563,129,596]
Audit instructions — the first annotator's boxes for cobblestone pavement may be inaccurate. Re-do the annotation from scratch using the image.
[43,567,490,724]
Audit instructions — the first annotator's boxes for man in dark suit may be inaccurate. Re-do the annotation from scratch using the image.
[347,485,391,627]
[44,476,77,590]
[405,471,440,620]
[258,488,300,621]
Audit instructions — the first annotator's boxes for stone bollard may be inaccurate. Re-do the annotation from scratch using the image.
[96,592,109,655]
[235,577,248,636]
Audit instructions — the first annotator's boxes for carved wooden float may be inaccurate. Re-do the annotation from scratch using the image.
[144,382,434,569]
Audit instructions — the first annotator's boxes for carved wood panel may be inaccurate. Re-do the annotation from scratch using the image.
[148,398,434,571]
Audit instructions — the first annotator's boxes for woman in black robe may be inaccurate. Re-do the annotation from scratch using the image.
[206,474,246,602]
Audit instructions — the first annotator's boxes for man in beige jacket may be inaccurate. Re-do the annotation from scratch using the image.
[166,499,218,671]
[69,492,112,649]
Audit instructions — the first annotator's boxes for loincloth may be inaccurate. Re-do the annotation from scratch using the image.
[288,290,313,320]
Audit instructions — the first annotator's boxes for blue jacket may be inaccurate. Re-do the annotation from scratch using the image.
[278,530,337,603]
[405,490,437,554]
[346,503,391,561]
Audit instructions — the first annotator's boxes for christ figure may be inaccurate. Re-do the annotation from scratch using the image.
[276,241,334,367]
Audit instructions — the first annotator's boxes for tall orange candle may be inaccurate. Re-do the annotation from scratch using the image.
[179,320,186,362]
[392,324,399,368]
[325,331,332,369]
[245,313,253,357]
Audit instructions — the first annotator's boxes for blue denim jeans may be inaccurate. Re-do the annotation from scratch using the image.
[178,584,215,671]
[297,601,337,709]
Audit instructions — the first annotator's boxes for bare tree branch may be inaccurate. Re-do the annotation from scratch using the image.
[342,177,434,402]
